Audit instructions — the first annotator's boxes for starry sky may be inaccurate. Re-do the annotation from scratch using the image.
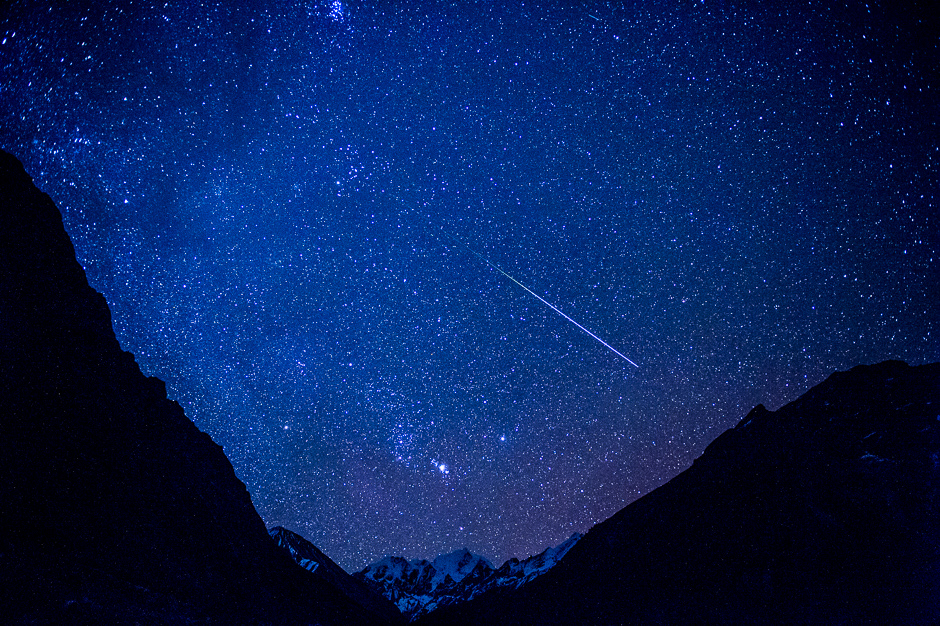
[1,0,936,572]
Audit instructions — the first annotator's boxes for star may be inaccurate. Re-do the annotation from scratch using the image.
[0,0,933,572]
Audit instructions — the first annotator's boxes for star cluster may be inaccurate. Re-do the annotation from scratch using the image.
[1,0,936,571]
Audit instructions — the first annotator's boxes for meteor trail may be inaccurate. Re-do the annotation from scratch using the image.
[441,230,639,368]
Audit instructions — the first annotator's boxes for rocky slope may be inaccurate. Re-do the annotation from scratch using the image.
[421,360,940,625]
[0,149,392,625]
[269,526,403,624]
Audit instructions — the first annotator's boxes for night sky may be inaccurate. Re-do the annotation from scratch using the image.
[1,0,936,572]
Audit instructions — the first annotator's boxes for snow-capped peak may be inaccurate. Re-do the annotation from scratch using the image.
[430,548,494,586]
[354,535,581,621]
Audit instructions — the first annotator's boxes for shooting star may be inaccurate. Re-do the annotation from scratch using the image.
[441,230,639,368]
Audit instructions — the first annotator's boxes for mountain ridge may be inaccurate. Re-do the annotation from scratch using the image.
[354,533,582,620]
[269,526,404,624]
[421,360,940,625]
[0,149,393,624]
[2,147,936,624]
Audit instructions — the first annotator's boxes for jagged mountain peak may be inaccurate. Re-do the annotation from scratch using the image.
[355,534,582,621]
[430,548,494,585]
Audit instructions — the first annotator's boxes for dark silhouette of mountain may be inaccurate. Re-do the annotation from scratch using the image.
[0,149,393,624]
[269,526,404,624]
[421,360,940,625]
